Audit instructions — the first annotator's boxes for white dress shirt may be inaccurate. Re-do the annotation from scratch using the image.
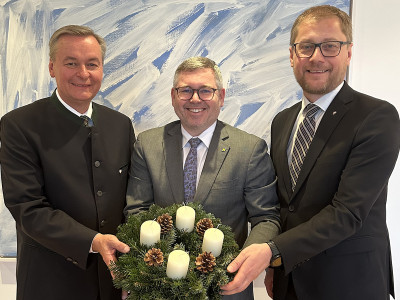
[56,89,93,118]
[287,82,344,164]
[181,122,217,188]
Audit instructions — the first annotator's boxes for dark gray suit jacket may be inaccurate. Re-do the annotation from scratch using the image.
[125,120,281,299]
[1,91,135,300]
[270,82,399,300]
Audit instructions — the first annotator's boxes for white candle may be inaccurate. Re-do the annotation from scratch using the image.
[166,250,190,279]
[140,220,161,247]
[202,228,224,257]
[175,206,196,232]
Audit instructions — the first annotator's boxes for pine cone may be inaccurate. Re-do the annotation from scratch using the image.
[196,251,216,273]
[157,213,173,234]
[144,248,164,266]
[196,218,213,236]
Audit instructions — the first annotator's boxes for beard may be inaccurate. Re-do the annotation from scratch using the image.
[293,64,348,98]
[297,77,331,95]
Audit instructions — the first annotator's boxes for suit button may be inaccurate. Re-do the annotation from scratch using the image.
[100,220,106,227]
[288,205,295,212]
[97,190,103,197]
[94,161,101,167]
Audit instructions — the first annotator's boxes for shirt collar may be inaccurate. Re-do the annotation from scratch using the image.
[301,81,344,113]
[56,89,93,118]
[181,121,217,149]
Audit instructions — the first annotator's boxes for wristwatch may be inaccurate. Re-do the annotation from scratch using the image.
[267,241,282,268]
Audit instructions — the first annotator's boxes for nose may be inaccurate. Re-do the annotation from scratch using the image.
[190,90,202,102]
[310,45,325,61]
[76,65,89,78]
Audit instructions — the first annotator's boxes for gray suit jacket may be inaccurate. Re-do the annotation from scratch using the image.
[125,120,280,299]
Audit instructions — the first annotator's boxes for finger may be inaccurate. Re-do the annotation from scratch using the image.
[220,272,249,293]
[114,241,130,253]
[227,251,247,273]
[121,290,129,299]
[221,280,250,295]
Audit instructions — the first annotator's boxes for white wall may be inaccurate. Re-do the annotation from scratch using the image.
[349,0,400,298]
[1,1,399,299]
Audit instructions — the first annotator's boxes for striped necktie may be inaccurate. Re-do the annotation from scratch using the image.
[289,104,320,190]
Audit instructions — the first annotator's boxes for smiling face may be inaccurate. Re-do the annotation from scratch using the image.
[49,35,103,113]
[290,17,352,102]
[171,68,225,136]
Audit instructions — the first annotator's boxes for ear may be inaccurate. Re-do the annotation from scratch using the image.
[346,43,353,66]
[171,87,175,98]
[218,88,225,107]
[289,47,294,67]
[49,60,55,78]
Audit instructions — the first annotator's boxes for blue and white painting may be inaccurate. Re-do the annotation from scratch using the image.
[0,0,350,256]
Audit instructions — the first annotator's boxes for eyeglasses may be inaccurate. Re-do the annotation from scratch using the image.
[292,41,351,58]
[175,87,218,101]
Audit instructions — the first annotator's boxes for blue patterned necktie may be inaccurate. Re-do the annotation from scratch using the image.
[183,138,201,203]
[80,115,93,127]
[289,104,320,190]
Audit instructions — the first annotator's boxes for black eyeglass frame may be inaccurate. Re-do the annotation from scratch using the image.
[174,87,219,101]
[292,41,351,58]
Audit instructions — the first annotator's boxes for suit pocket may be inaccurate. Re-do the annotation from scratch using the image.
[325,235,381,256]
[211,178,238,190]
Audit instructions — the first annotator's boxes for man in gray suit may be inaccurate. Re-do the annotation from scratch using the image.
[124,56,280,299]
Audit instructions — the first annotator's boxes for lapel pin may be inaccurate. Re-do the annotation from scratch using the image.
[332,111,337,115]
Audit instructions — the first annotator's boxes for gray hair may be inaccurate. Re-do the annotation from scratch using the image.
[49,25,106,62]
[173,57,223,89]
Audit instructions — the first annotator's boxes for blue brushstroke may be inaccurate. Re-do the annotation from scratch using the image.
[296,90,302,100]
[103,47,139,77]
[13,91,20,110]
[234,102,263,127]
[153,49,172,71]
[266,26,283,42]
[133,106,150,123]
[101,73,135,97]
[200,49,208,57]
[167,4,205,35]
[104,10,145,44]
[51,8,64,21]
[196,8,233,37]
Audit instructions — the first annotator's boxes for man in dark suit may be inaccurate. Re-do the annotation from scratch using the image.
[0,25,135,300]
[221,5,399,300]
[124,56,281,299]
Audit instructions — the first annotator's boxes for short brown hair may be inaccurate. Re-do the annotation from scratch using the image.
[173,57,223,89]
[49,25,106,62]
[290,5,352,45]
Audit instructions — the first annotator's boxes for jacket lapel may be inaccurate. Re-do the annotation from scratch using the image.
[291,83,353,198]
[164,121,185,204]
[278,103,302,201]
[195,121,229,203]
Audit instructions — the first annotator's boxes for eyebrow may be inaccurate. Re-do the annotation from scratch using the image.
[63,56,101,63]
